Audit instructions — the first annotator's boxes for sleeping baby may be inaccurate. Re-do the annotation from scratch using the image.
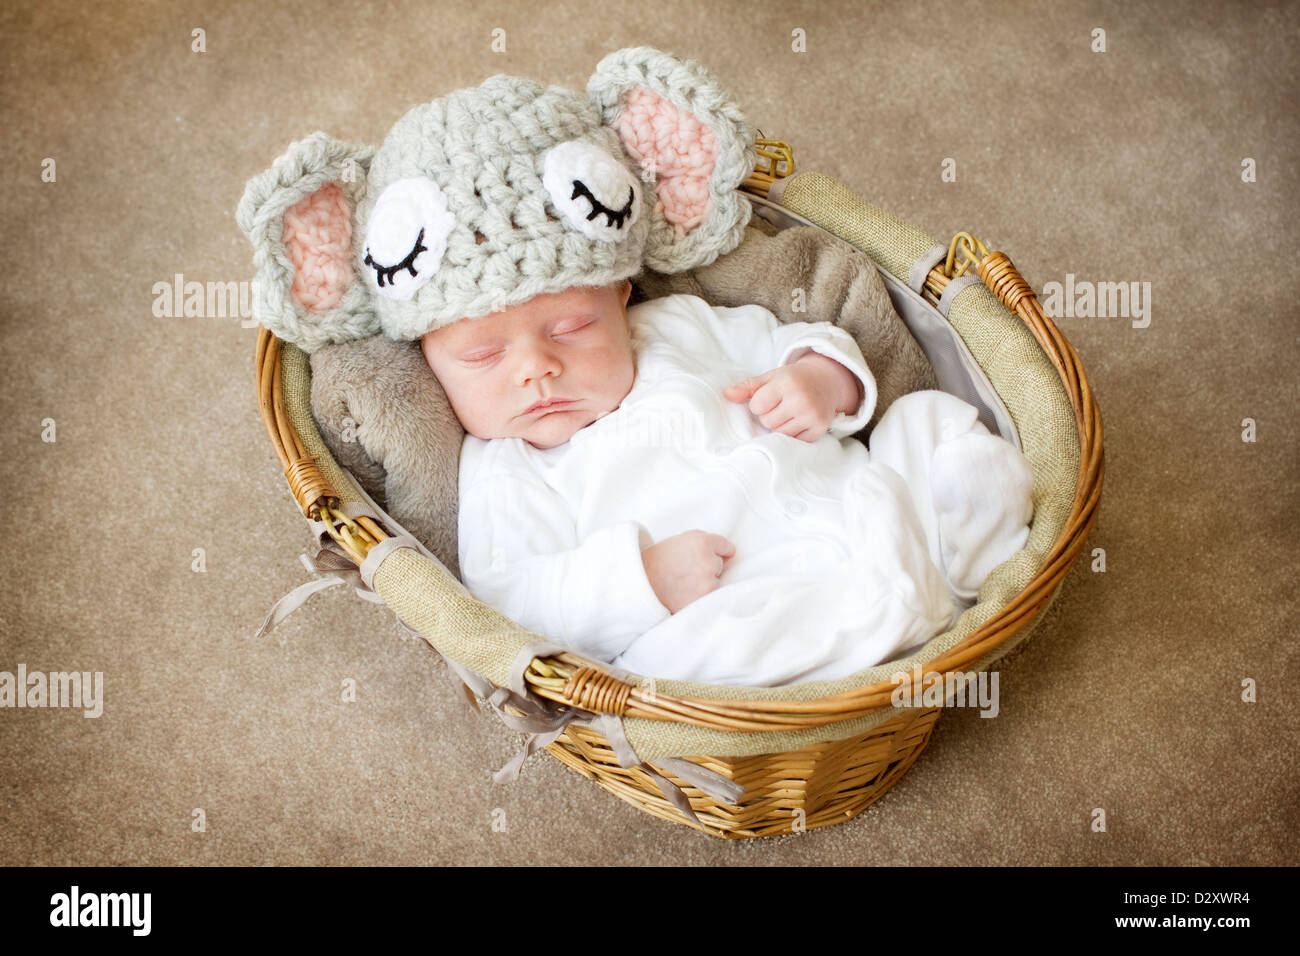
[238,46,1036,687]
[422,278,1034,687]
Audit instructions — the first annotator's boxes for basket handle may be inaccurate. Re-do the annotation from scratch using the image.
[256,327,393,563]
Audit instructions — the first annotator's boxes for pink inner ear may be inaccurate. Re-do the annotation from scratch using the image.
[282,182,353,313]
[614,88,717,238]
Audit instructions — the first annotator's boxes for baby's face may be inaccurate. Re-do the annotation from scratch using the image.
[421,280,636,450]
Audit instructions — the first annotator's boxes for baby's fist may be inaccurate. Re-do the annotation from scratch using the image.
[641,530,735,614]
[723,352,862,442]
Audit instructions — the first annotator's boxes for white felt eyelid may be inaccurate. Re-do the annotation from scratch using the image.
[363,177,456,301]
[541,140,641,242]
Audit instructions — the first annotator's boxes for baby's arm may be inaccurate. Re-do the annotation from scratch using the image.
[459,476,671,661]
[635,223,938,429]
[723,350,864,442]
[702,300,877,440]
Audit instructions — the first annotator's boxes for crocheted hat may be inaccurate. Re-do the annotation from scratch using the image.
[236,47,757,352]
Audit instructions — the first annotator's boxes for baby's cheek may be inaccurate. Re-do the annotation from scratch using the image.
[610,343,637,398]
[441,375,494,435]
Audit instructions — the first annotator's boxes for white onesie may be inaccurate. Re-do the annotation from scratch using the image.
[457,293,1034,687]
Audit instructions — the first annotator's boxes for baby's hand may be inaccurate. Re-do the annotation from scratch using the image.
[641,530,735,614]
[722,352,862,442]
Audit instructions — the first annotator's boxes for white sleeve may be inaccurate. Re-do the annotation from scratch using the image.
[458,473,671,662]
[697,302,877,439]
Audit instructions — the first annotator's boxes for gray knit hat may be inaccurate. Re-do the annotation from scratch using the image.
[236,46,757,352]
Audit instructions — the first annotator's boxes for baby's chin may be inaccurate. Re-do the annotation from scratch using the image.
[518,406,596,450]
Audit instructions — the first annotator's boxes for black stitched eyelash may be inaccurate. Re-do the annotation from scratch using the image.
[364,228,428,288]
[570,181,635,229]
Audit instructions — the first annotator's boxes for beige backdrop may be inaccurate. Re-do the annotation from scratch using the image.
[1,0,1296,865]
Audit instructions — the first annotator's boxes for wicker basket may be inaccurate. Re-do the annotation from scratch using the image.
[254,139,1103,839]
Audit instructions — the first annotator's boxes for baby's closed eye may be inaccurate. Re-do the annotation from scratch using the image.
[456,322,590,366]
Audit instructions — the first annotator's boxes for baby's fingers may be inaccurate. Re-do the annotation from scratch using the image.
[748,381,784,418]
[776,416,822,442]
[708,534,736,559]
[759,389,812,427]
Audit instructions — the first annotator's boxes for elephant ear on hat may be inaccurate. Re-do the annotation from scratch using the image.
[587,46,757,275]
[236,132,377,353]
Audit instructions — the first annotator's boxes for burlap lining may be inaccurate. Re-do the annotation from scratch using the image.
[274,170,1081,761]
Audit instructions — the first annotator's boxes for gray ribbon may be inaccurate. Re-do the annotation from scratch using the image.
[260,481,431,640]
[468,643,745,826]
[657,757,746,806]
[254,545,385,640]
[937,272,983,317]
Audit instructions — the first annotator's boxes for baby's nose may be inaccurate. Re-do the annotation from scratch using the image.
[516,343,562,386]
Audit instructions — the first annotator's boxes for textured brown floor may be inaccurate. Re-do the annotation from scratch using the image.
[1,0,1296,865]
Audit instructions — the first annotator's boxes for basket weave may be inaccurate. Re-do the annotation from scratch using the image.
[253,141,1103,839]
